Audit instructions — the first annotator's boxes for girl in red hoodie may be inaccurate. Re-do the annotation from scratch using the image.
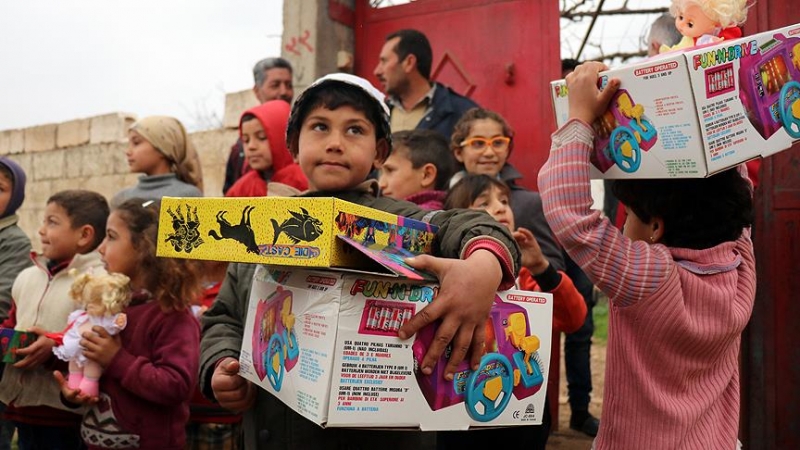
[226,100,308,197]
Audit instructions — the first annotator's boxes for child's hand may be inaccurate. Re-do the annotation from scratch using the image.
[513,227,550,276]
[53,371,99,406]
[211,358,256,412]
[566,61,620,124]
[399,250,502,380]
[81,326,121,368]
[13,327,55,369]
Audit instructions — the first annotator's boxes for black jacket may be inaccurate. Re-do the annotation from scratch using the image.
[390,82,478,142]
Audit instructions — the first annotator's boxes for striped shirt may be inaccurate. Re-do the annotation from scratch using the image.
[538,120,756,450]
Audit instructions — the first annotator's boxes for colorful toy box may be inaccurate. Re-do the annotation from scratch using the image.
[156,196,438,280]
[551,22,800,179]
[238,266,553,430]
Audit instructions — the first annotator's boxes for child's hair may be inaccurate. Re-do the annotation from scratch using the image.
[287,74,392,158]
[612,167,753,249]
[669,0,749,28]
[450,108,515,155]
[69,269,131,315]
[113,198,201,311]
[444,174,512,210]
[48,190,110,251]
[391,129,456,190]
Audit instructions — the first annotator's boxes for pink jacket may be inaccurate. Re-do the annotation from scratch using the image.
[538,120,755,450]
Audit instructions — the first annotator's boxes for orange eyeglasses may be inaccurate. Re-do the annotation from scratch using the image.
[459,136,511,151]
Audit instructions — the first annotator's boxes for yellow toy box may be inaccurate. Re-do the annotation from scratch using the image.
[551,23,800,179]
[156,196,438,280]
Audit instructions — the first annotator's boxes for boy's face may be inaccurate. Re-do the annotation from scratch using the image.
[378,148,432,200]
[0,171,11,216]
[99,211,139,284]
[297,105,387,192]
[453,118,509,178]
[241,119,273,172]
[38,202,88,262]
[126,130,169,176]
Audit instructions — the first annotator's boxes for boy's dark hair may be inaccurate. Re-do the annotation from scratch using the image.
[392,130,456,190]
[47,190,109,251]
[561,58,581,75]
[114,199,201,311]
[287,83,391,157]
[444,174,511,210]
[450,108,515,156]
[612,168,754,249]
[386,29,432,80]
[0,164,10,182]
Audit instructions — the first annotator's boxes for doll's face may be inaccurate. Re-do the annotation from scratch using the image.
[675,2,719,38]
[85,299,107,317]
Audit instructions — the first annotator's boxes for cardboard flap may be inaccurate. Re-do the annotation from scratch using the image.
[335,235,437,281]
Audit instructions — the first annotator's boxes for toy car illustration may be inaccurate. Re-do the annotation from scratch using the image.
[252,286,299,391]
[739,34,800,139]
[592,89,658,173]
[412,296,545,422]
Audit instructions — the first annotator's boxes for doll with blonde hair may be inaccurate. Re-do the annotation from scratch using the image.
[662,0,750,53]
[52,269,131,397]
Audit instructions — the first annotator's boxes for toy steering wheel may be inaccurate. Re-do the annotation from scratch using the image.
[283,328,299,361]
[266,334,285,391]
[610,127,642,173]
[464,353,514,422]
[779,80,800,139]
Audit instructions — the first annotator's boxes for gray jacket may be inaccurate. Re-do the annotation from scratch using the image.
[0,214,31,321]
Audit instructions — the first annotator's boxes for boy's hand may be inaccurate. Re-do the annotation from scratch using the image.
[211,358,256,412]
[566,61,620,124]
[514,227,550,276]
[14,327,55,369]
[81,327,121,368]
[53,371,99,406]
[399,250,501,380]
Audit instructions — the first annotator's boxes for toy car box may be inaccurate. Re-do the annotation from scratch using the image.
[238,265,554,430]
[551,22,800,179]
[156,196,438,280]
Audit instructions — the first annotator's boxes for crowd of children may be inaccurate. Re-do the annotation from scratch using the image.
[0,8,759,448]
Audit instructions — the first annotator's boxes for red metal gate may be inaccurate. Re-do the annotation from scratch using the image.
[353,0,562,427]
[740,3,800,449]
[353,0,561,191]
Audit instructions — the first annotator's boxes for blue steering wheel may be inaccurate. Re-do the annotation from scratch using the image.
[779,80,800,139]
[266,334,285,391]
[464,353,514,422]
[610,127,642,173]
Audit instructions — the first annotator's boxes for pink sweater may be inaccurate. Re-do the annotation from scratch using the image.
[538,120,755,450]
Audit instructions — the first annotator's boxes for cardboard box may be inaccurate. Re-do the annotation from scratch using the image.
[238,265,554,430]
[156,196,438,280]
[551,23,800,179]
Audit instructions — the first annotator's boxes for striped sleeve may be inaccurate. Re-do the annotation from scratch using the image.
[537,120,672,308]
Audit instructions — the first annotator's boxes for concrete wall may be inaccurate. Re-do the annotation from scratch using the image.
[0,114,237,251]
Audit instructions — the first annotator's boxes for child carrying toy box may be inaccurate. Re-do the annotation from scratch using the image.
[199,73,521,449]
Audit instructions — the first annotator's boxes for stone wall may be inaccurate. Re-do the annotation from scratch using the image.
[0,113,238,251]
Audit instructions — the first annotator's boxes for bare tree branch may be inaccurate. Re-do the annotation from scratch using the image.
[562,7,668,20]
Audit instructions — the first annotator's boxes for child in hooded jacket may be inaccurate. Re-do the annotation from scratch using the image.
[226,100,308,197]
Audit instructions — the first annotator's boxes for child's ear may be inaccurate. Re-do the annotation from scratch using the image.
[420,163,437,189]
[77,225,96,251]
[453,148,465,163]
[374,139,390,168]
[650,218,665,243]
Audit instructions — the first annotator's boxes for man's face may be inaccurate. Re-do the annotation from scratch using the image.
[374,37,409,97]
[254,68,294,104]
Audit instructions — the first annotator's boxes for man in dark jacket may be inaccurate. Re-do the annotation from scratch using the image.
[374,29,477,142]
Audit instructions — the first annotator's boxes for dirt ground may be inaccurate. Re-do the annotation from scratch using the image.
[547,337,606,450]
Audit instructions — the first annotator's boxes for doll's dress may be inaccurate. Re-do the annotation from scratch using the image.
[53,309,126,366]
